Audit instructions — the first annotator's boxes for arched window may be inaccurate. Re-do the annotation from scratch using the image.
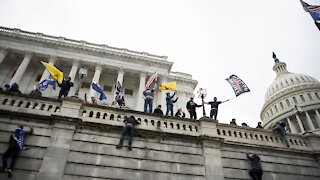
[275,105,278,113]
[307,93,313,101]
[280,102,284,110]
[293,97,298,104]
[315,93,320,99]
[300,95,305,102]
[286,99,290,107]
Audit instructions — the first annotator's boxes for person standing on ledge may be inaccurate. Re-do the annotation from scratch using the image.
[116,116,140,150]
[58,77,74,99]
[256,122,263,129]
[205,97,229,120]
[247,153,263,180]
[186,97,202,120]
[2,125,33,178]
[165,92,178,116]
[143,83,157,113]
[230,118,237,125]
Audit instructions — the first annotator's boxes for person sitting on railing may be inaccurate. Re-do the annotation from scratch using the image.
[272,120,290,147]
[3,84,10,92]
[230,118,237,125]
[58,77,74,99]
[8,83,21,94]
[166,92,178,116]
[246,153,263,180]
[256,122,263,129]
[153,105,164,115]
[2,125,33,178]
[115,91,125,108]
[116,116,140,150]
[175,108,186,118]
[242,122,249,127]
[186,97,202,120]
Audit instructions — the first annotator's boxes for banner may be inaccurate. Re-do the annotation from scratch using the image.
[226,75,250,97]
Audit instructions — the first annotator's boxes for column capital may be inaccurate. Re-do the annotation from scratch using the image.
[95,63,102,71]
[139,71,147,78]
[117,67,125,74]
[48,55,57,63]
[72,60,80,67]
[0,48,8,54]
[25,52,33,59]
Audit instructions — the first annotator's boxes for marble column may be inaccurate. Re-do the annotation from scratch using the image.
[315,110,320,127]
[116,68,125,86]
[136,72,146,111]
[157,76,167,108]
[88,64,102,98]
[295,114,305,133]
[286,117,297,133]
[39,56,56,83]
[305,111,315,131]
[68,60,79,82]
[10,52,32,85]
[0,48,8,65]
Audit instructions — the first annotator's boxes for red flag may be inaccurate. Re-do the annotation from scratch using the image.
[146,72,157,89]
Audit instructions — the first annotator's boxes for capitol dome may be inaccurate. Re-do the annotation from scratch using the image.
[260,54,320,134]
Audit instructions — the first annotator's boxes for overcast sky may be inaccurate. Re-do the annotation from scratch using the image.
[0,0,319,127]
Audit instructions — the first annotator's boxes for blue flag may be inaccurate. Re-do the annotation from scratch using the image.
[39,79,56,91]
[91,81,107,100]
[301,0,320,21]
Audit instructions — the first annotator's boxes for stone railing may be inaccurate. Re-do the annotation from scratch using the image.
[0,26,168,61]
[0,92,317,151]
[0,92,61,116]
[216,124,309,150]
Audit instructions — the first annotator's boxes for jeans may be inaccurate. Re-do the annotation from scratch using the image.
[144,99,153,113]
[272,125,289,146]
[249,169,263,180]
[118,124,134,147]
[189,110,197,120]
[166,104,174,116]
[210,108,218,120]
[2,145,20,169]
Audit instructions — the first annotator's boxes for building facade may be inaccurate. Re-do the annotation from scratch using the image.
[260,57,320,134]
[0,26,197,115]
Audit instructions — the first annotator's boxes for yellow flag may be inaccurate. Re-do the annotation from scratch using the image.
[159,81,177,91]
[41,61,64,84]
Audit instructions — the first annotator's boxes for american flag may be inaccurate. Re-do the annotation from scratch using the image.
[300,0,320,21]
[145,72,157,89]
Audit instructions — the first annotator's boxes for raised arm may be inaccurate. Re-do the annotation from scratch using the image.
[246,153,253,160]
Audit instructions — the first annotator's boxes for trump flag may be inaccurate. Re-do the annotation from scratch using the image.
[226,75,250,97]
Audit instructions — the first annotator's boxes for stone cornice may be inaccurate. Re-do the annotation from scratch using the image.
[0,26,173,67]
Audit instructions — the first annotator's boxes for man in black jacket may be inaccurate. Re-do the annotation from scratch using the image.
[247,153,263,180]
[186,97,202,120]
[58,77,74,99]
[153,105,164,115]
[205,97,229,120]
[116,116,140,150]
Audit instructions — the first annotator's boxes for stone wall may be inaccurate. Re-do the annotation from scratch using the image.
[0,92,319,180]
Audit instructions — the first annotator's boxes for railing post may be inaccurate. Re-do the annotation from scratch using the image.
[60,97,83,118]
[199,116,225,180]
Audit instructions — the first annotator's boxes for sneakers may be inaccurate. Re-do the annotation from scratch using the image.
[116,145,123,149]
[7,169,12,178]
[128,146,132,151]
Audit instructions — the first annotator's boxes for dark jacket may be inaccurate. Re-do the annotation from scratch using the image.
[175,111,185,118]
[186,100,202,112]
[154,108,164,115]
[124,117,140,126]
[247,154,262,170]
[166,93,178,106]
[58,80,74,91]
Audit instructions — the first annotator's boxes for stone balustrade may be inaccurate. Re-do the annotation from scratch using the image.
[0,91,315,151]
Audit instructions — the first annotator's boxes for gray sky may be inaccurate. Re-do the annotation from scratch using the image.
[1,0,319,126]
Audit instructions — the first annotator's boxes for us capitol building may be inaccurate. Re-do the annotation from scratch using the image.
[0,26,320,180]
[261,55,320,134]
[0,26,197,115]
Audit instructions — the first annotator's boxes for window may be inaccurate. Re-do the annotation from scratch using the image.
[124,89,133,95]
[280,102,284,109]
[316,93,320,100]
[308,93,313,101]
[275,105,278,113]
[81,82,91,88]
[286,99,290,107]
[300,95,305,102]
[285,80,289,85]
[270,109,273,116]
[293,97,298,104]
[290,78,294,84]
[103,85,112,92]
[35,74,42,81]
[295,77,300,83]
